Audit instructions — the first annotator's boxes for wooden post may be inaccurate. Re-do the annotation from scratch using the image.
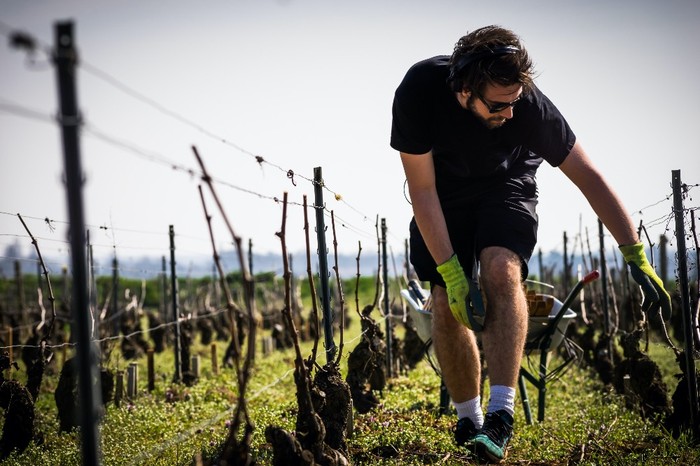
[262,336,274,356]
[127,362,138,399]
[210,343,218,375]
[191,355,201,378]
[115,371,123,408]
[147,349,155,392]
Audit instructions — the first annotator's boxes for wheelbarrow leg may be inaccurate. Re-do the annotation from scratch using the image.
[537,350,548,422]
[518,370,533,425]
[439,378,451,415]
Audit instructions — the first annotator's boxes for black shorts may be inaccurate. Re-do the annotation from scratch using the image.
[409,175,539,287]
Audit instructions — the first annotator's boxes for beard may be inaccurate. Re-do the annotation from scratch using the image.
[467,96,507,130]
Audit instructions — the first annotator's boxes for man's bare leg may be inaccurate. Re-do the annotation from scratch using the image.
[431,286,481,402]
[471,246,528,461]
[479,246,528,389]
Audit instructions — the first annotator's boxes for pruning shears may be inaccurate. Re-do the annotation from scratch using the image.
[466,277,486,332]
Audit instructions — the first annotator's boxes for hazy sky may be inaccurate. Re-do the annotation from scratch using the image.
[1,0,698,277]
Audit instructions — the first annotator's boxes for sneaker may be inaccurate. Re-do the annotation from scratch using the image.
[473,410,513,463]
[453,417,479,447]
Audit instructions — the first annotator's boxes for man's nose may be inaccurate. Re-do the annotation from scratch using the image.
[500,106,515,119]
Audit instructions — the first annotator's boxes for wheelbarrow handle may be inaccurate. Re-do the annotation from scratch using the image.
[407,279,427,306]
[581,270,601,285]
[551,270,600,329]
[561,270,600,310]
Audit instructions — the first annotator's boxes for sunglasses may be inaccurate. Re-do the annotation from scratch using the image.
[475,92,522,114]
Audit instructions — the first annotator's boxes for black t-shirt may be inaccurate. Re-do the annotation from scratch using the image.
[391,55,576,203]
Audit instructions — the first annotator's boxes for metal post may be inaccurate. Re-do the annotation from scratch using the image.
[248,238,254,276]
[14,261,26,333]
[111,256,119,336]
[290,253,298,317]
[211,263,219,309]
[4,327,12,380]
[62,266,70,308]
[88,240,97,340]
[598,220,610,335]
[659,234,668,285]
[248,239,255,318]
[161,256,168,323]
[671,169,698,432]
[404,238,410,280]
[563,231,570,290]
[37,259,43,298]
[86,232,92,334]
[169,225,182,382]
[53,20,102,465]
[313,167,336,363]
[147,349,155,392]
[381,219,393,378]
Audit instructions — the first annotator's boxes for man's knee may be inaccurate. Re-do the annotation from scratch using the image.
[480,247,523,289]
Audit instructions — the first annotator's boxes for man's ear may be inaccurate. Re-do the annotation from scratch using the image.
[456,90,470,109]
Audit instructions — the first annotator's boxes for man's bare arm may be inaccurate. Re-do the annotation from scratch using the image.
[559,141,638,246]
[400,151,454,264]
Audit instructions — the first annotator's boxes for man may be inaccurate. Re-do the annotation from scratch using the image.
[390,25,671,463]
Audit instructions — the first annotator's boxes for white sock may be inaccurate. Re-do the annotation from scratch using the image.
[452,395,484,429]
[487,385,516,417]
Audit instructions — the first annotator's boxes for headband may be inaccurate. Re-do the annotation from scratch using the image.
[448,45,520,82]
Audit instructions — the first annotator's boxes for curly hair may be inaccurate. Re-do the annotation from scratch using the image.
[447,25,535,94]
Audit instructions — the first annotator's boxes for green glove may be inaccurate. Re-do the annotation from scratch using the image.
[619,242,672,319]
[436,254,471,328]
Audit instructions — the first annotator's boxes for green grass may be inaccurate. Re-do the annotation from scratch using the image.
[1,312,698,465]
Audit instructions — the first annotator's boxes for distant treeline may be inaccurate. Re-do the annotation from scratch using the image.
[0,242,687,282]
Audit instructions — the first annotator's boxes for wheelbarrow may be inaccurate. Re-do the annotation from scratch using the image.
[518,270,599,423]
[400,270,600,423]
